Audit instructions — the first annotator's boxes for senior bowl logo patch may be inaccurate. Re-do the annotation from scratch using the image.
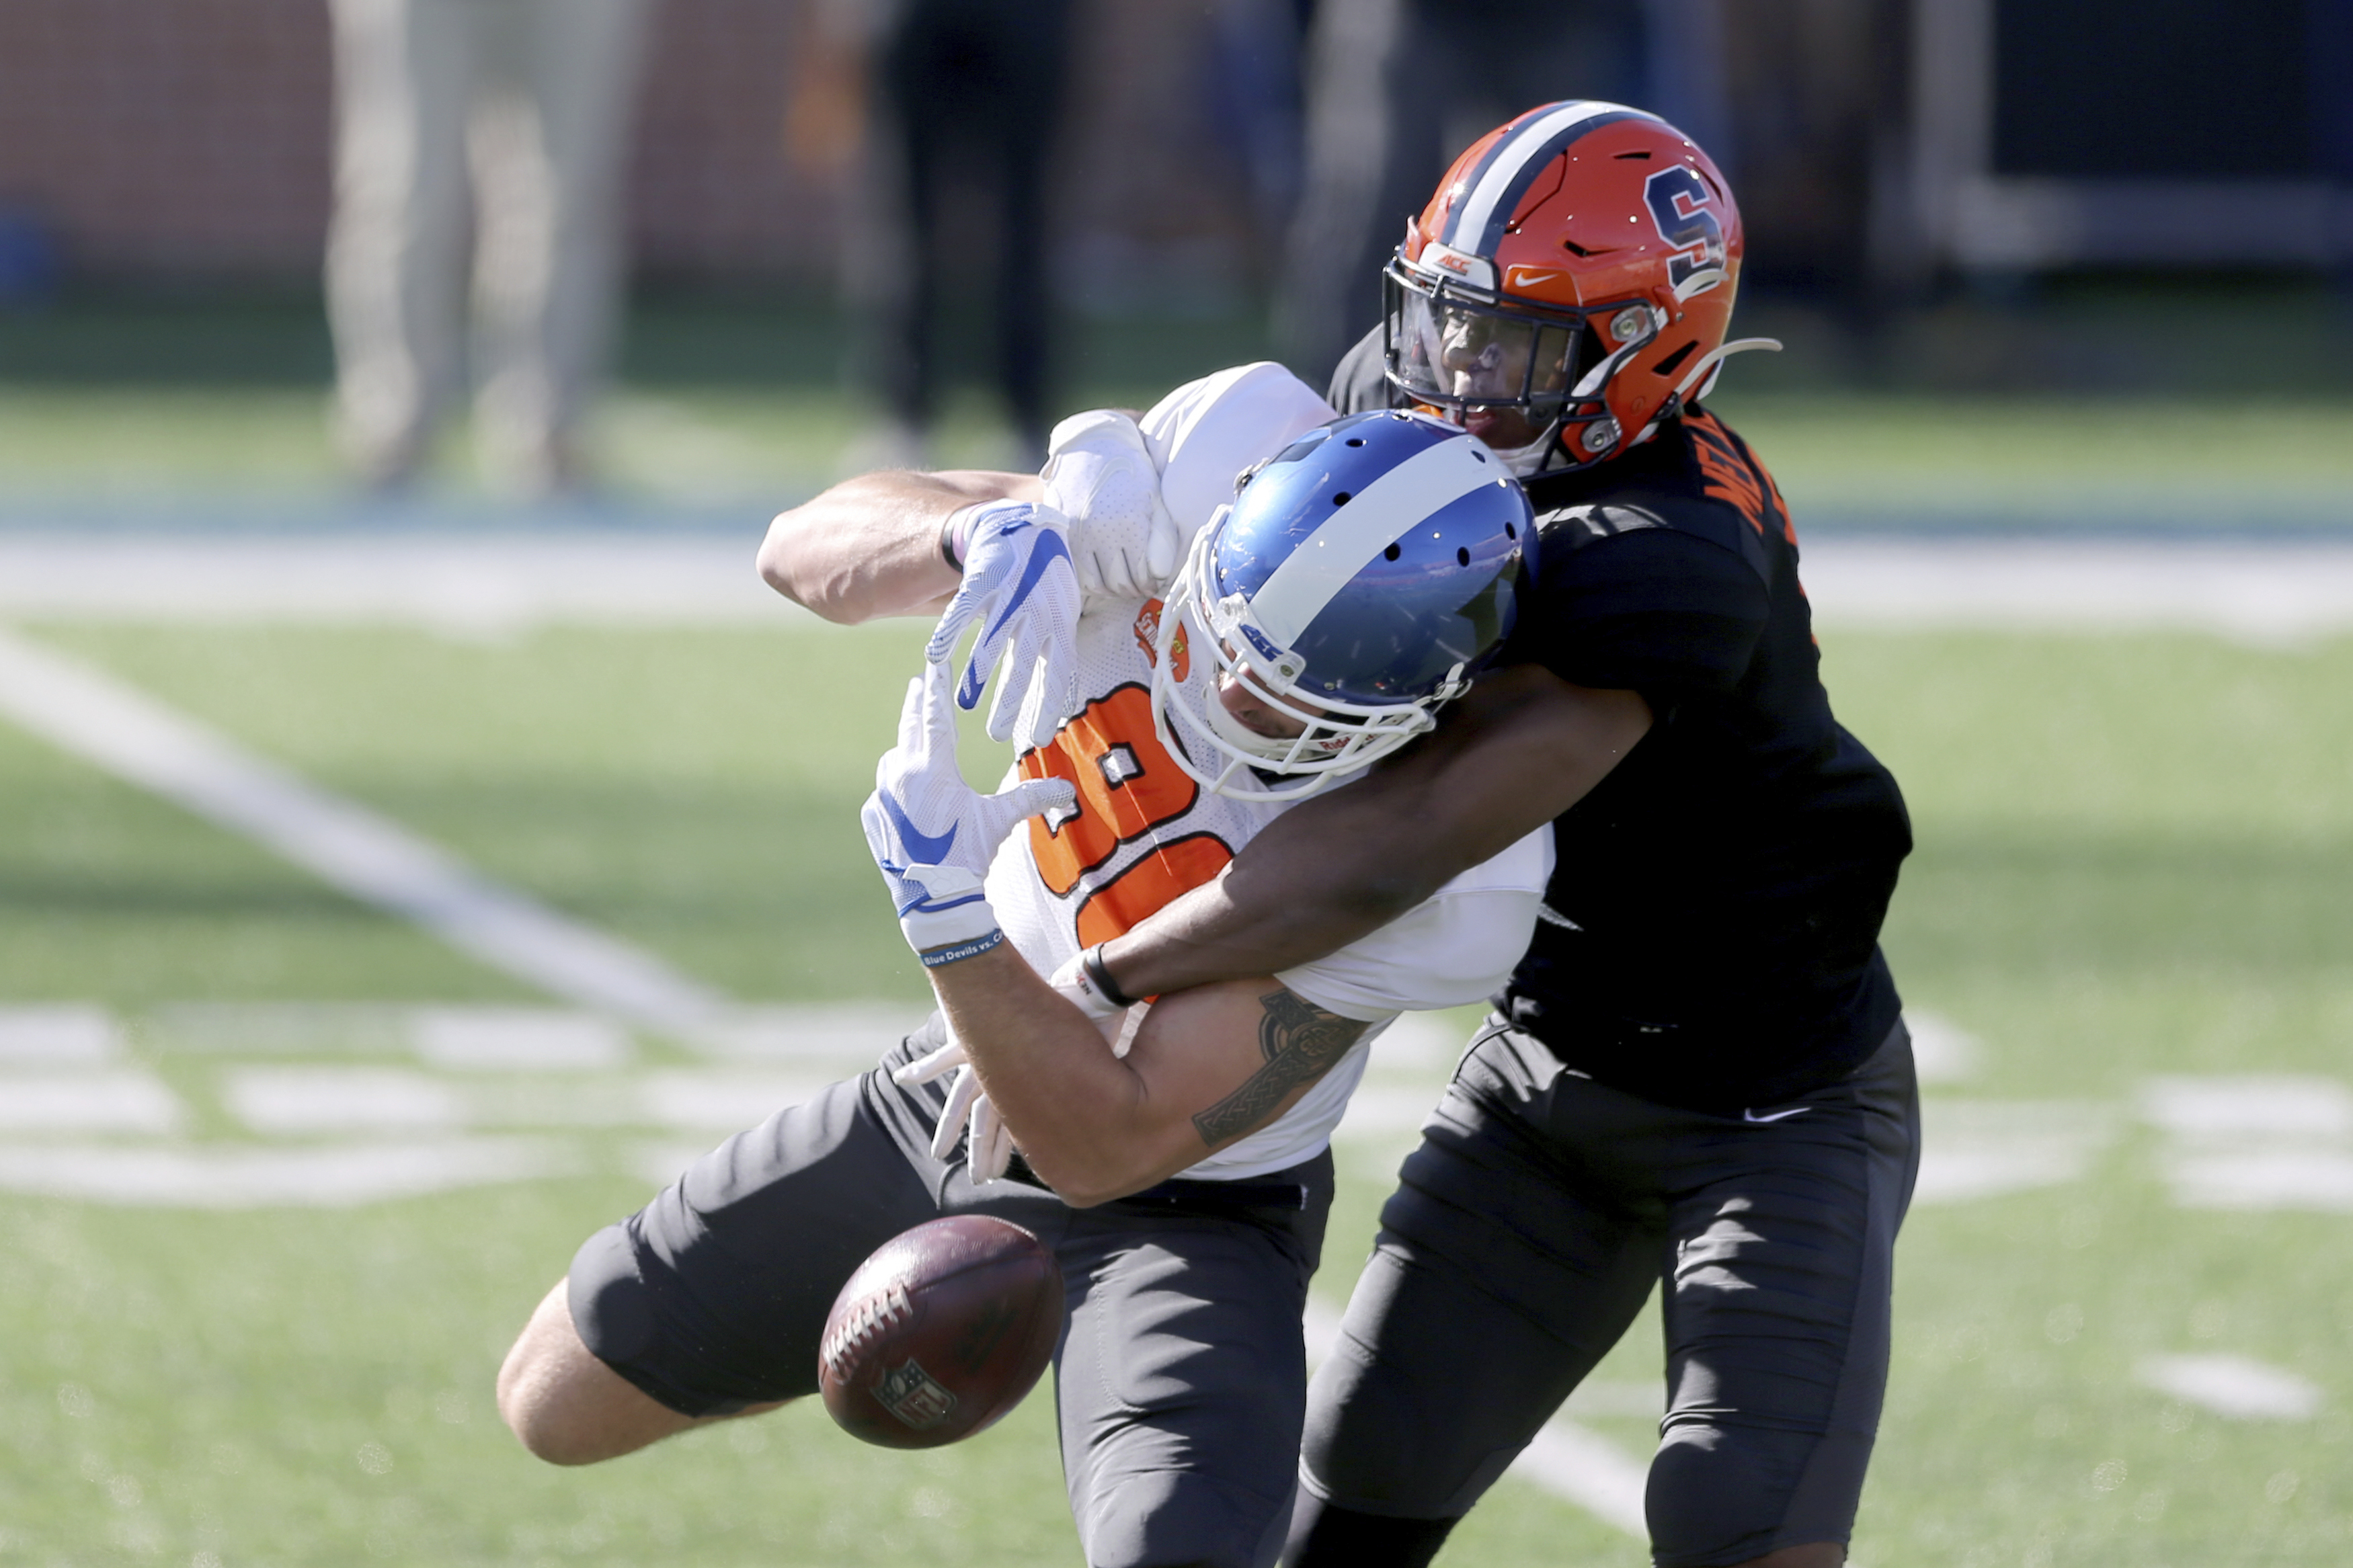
[1133,600,1188,680]
[874,1358,959,1430]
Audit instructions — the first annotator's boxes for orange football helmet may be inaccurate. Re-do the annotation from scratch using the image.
[1384,101,1777,474]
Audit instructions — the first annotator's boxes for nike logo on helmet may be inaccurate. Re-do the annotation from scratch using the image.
[1742,1105,1811,1124]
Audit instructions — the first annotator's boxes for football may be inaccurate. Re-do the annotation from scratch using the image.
[817,1214,1064,1448]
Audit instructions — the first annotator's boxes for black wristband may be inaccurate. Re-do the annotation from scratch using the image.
[939,510,964,572]
[1081,944,1140,1009]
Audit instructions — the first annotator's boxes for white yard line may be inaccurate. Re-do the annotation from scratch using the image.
[0,1137,584,1208]
[1799,538,2353,644]
[2,532,2350,637]
[2137,1354,2323,1420]
[0,532,787,634]
[0,1004,121,1063]
[0,625,733,1036]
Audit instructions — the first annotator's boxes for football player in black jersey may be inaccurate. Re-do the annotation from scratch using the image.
[1080,104,1915,1568]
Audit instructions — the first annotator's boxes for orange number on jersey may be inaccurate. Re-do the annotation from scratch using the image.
[1072,833,1235,948]
[1019,683,1202,897]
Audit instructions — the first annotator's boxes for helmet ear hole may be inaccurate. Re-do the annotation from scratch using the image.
[1651,339,1699,378]
[1384,543,1402,561]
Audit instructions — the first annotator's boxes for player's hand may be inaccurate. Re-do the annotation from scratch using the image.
[862,662,1076,954]
[893,1042,1015,1182]
[927,499,1082,750]
[1042,410,1183,604]
[1044,951,1147,1058]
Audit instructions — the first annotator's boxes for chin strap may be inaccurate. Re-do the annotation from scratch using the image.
[1671,337,1783,405]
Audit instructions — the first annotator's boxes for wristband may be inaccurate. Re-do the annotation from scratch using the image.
[920,928,1005,968]
[1080,944,1140,1009]
[939,503,981,573]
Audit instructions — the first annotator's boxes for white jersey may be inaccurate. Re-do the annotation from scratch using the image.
[985,363,1553,1182]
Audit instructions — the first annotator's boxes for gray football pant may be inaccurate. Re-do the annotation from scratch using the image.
[569,1017,1333,1568]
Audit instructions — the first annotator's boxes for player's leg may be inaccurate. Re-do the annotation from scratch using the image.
[1286,1020,1661,1567]
[496,1277,783,1464]
[500,1016,1062,1462]
[866,8,953,445]
[1644,1021,1919,1568]
[473,0,650,492]
[972,0,1072,462]
[1049,1162,1334,1568]
[324,0,475,485]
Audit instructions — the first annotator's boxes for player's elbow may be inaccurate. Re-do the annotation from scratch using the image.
[755,513,869,624]
[1021,1142,1164,1210]
[1026,1160,1133,1211]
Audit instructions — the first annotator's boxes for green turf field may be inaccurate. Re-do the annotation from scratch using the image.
[4,382,2350,534]
[2,293,2348,1562]
[2,605,2349,1565]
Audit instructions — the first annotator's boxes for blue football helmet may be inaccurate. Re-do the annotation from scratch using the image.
[1150,409,1537,800]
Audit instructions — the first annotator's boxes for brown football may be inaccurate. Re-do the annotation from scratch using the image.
[817,1214,1064,1448]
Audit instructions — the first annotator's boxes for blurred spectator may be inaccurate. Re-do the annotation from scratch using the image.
[1205,0,1314,245]
[1275,0,1646,384]
[830,0,1075,472]
[0,207,61,309]
[325,0,652,497]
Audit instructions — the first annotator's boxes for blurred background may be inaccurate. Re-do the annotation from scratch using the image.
[0,0,2346,513]
[2,3,2351,1565]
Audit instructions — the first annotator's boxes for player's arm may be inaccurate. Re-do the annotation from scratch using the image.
[925,950,1365,1208]
[1093,663,1650,997]
[756,468,1041,624]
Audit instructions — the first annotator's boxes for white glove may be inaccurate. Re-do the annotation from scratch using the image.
[1045,951,1147,1059]
[889,960,1142,1182]
[928,499,1082,749]
[1041,410,1184,605]
[891,1040,1016,1182]
[861,661,1075,956]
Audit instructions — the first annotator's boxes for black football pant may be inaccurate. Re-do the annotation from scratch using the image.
[1287,1017,1918,1567]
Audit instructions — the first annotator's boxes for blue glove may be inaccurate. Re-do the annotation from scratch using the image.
[861,659,1076,958]
[928,499,1082,750]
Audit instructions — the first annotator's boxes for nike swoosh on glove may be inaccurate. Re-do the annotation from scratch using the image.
[1042,409,1183,605]
[861,661,1075,954]
[928,499,1082,750]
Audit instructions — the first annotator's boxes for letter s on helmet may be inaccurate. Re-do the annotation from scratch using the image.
[1150,410,1536,801]
[1384,100,1777,476]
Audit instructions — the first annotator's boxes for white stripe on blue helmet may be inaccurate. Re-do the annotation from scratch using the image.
[1150,409,1536,800]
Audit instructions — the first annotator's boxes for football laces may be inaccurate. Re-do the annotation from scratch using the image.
[819,1282,915,1383]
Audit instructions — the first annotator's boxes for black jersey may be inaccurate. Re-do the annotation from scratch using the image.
[1332,331,1911,1113]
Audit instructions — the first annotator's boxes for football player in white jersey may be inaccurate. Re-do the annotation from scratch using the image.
[494,374,1550,1568]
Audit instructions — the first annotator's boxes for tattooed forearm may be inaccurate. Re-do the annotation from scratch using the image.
[1191,990,1369,1147]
